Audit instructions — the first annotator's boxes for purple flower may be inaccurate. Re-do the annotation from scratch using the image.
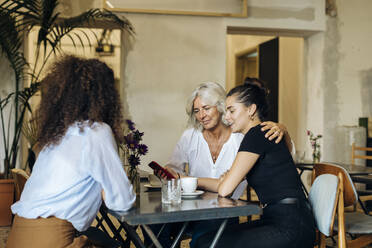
[126,119,135,131]
[133,130,144,141]
[121,120,149,170]
[138,144,148,155]
[128,154,140,167]
[124,133,139,149]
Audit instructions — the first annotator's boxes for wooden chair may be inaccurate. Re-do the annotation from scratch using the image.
[11,168,29,201]
[351,142,372,166]
[308,173,343,248]
[351,143,372,212]
[313,162,372,248]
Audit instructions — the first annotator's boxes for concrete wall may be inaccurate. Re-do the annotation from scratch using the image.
[117,1,326,169]
[321,0,372,163]
[0,0,327,172]
[2,0,369,186]
[121,14,226,167]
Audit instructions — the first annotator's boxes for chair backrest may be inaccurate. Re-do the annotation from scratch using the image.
[313,163,358,207]
[309,174,339,236]
[11,169,29,201]
[352,142,372,165]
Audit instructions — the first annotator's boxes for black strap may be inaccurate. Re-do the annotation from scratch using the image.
[277,197,299,204]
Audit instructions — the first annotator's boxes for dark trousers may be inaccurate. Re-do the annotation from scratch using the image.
[195,202,316,248]
[144,218,239,248]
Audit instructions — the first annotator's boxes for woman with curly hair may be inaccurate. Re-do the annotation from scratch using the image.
[7,55,135,248]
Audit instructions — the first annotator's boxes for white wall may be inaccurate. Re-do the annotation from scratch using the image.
[1,0,330,172]
[116,1,326,170]
[321,0,372,163]
[225,0,325,32]
[303,32,325,161]
[121,14,226,168]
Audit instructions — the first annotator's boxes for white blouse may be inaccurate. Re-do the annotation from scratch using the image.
[12,122,136,231]
[167,128,244,178]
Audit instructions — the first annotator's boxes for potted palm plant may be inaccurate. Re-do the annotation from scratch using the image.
[0,0,134,226]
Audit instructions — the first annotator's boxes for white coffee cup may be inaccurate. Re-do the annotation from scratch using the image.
[181,177,197,193]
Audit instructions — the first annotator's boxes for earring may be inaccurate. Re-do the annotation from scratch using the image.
[249,115,254,120]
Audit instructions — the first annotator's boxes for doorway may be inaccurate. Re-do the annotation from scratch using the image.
[226,34,304,148]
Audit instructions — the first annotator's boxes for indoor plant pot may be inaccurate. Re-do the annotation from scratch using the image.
[0,179,14,226]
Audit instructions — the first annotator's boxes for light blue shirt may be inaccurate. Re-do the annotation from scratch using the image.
[12,122,136,231]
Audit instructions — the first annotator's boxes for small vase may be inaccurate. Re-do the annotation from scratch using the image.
[312,150,321,163]
[125,166,140,195]
[312,156,320,163]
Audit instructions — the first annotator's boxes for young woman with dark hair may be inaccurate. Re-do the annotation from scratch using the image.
[7,55,135,248]
[195,81,315,248]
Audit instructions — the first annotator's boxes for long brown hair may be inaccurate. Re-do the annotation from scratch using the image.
[36,55,123,148]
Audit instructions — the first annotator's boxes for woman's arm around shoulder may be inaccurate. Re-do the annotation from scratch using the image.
[260,121,293,153]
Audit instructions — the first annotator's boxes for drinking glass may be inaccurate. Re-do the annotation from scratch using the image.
[161,179,181,204]
[295,150,306,163]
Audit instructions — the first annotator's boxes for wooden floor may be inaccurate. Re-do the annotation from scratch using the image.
[0,226,11,247]
[3,224,372,247]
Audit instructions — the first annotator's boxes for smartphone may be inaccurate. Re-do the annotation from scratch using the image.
[148,161,176,180]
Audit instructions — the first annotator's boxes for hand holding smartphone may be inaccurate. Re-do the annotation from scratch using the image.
[148,161,176,180]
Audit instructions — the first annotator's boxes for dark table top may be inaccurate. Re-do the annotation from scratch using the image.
[109,187,261,225]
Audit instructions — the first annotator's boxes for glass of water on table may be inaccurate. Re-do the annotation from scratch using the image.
[161,178,181,204]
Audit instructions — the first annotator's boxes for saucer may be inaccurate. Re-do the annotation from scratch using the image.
[144,184,161,189]
[181,190,204,198]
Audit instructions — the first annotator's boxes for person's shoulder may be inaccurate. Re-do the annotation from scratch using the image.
[230,132,244,146]
[177,128,202,148]
[181,128,201,140]
[239,125,270,154]
[81,122,114,139]
[241,125,266,144]
[183,128,200,135]
[246,125,265,137]
[231,132,244,141]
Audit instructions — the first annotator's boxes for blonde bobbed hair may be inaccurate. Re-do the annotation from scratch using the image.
[186,82,229,130]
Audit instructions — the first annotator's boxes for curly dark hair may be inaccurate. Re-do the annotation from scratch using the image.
[36,55,124,148]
